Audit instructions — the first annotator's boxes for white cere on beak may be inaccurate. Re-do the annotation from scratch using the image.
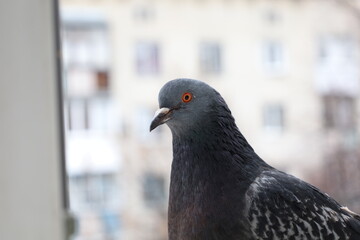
[153,107,170,118]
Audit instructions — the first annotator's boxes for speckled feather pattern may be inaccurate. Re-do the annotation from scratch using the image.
[245,171,360,240]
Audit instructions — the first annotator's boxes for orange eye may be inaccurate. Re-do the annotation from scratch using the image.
[182,92,193,103]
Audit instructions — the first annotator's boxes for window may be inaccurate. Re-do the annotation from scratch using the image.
[62,22,111,94]
[318,36,355,65]
[96,70,109,92]
[135,42,160,75]
[199,42,222,74]
[133,5,155,21]
[68,99,89,131]
[262,41,284,73]
[315,35,359,96]
[142,173,166,208]
[263,104,284,132]
[67,98,114,132]
[69,173,119,210]
[65,68,109,96]
[62,24,109,70]
[322,95,356,130]
[263,9,281,24]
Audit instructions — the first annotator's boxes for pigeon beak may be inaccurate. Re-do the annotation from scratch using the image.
[150,107,171,132]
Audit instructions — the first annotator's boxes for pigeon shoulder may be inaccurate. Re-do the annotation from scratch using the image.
[244,170,360,240]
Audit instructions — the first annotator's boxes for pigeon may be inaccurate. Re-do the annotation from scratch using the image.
[150,78,360,240]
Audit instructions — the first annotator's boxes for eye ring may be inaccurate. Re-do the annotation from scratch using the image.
[182,92,193,103]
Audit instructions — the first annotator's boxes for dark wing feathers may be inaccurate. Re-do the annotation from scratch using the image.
[341,207,360,235]
[245,170,360,240]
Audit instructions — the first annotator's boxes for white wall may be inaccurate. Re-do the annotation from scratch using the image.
[0,0,66,239]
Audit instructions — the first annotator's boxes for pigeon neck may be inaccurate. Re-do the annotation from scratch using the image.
[171,108,262,169]
[168,105,269,234]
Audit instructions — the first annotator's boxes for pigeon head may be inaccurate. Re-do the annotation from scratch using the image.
[150,78,224,135]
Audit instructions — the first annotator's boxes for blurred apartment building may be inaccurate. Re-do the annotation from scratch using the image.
[60,0,360,239]
[61,10,123,240]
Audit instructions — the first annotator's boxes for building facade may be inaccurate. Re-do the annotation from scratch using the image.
[60,0,360,239]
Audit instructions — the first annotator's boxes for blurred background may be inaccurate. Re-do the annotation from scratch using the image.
[59,0,360,239]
